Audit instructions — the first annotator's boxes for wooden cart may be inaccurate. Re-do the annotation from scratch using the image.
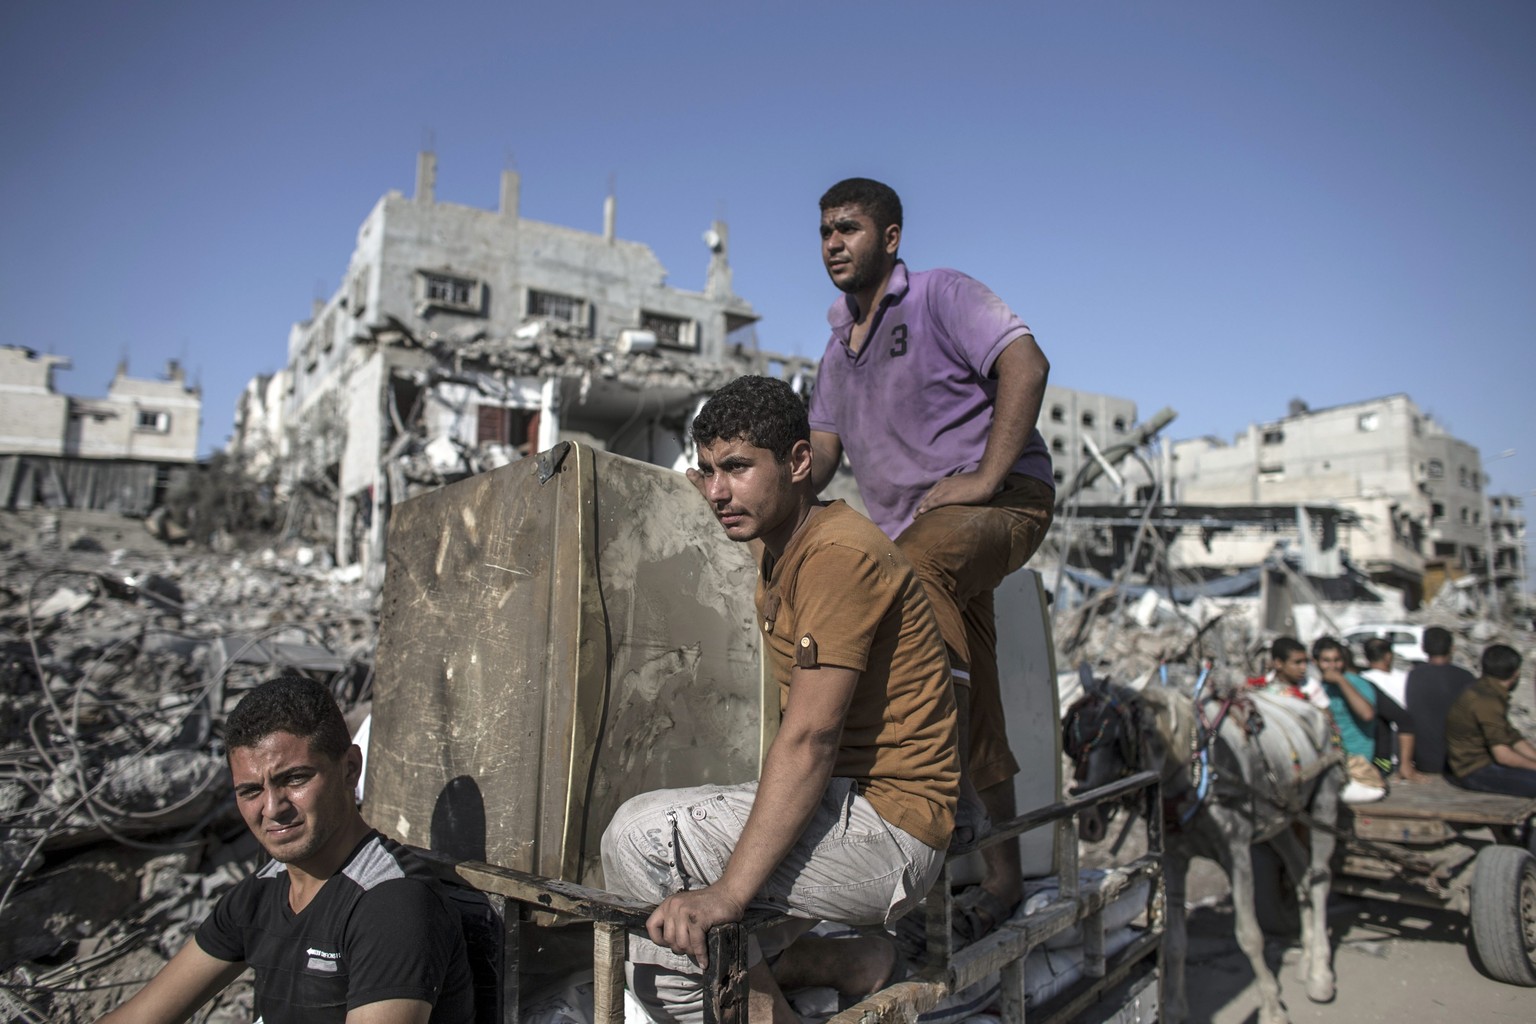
[1256,776,1536,987]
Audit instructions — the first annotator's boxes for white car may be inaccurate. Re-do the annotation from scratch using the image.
[1342,623,1426,666]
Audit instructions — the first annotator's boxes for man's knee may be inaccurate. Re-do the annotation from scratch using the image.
[600,789,676,896]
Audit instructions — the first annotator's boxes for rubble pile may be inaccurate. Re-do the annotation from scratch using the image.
[1047,566,1265,686]
[0,514,376,1022]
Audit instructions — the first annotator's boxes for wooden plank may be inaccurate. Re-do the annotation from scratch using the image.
[702,923,748,1024]
[449,859,654,925]
[592,922,626,1024]
[1342,775,1536,825]
[823,978,951,1024]
[960,772,1160,850]
[925,872,955,975]
[999,958,1029,1024]
[502,900,521,1024]
[1034,930,1162,1024]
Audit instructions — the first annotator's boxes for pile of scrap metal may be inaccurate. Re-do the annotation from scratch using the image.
[0,531,375,1023]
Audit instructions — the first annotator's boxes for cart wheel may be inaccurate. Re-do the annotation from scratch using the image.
[1470,845,1536,986]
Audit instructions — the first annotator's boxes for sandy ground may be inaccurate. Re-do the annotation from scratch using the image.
[1177,861,1536,1023]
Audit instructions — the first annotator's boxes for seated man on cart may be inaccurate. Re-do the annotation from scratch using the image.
[601,375,959,1024]
[1446,644,1536,798]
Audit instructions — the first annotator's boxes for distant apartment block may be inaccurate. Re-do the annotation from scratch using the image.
[1489,493,1527,604]
[1039,385,1148,502]
[0,346,200,513]
[1171,394,1488,597]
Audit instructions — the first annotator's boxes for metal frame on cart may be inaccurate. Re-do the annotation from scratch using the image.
[423,768,1164,1024]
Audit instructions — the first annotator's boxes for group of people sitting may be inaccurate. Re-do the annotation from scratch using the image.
[1263,627,1536,802]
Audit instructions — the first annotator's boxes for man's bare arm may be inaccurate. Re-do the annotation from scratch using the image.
[810,430,843,494]
[916,335,1048,514]
[348,998,434,1023]
[1395,732,1425,780]
[99,940,245,1024]
[646,663,859,965]
[1336,678,1376,724]
[1491,740,1536,771]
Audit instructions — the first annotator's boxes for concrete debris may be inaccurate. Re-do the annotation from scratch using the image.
[2,484,1531,1022]
[0,510,375,1022]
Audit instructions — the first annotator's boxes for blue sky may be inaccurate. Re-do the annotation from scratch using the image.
[3,2,1533,510]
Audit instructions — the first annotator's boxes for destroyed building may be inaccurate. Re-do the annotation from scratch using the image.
[1038,385,1154,501]
[1167,394,1503,605]
[1488,493,1527,611]
[228,152,815,579]
[0,347,201,515]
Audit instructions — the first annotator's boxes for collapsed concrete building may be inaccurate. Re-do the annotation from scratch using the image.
[1167,394,1510,607]
[229,153,815,579]
[0,347,201,515]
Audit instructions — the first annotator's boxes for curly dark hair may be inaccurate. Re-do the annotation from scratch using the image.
[691,376,809,463]
[819,177,903,233]
[226,674,352,759]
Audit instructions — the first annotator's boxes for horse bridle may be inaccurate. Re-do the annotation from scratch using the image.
[1062,692,1142,782]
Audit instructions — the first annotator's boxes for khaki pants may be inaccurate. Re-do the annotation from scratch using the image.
[894,474,1054,789]
[600,778,942,1024]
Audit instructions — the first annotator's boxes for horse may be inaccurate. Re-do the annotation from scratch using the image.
[1062,667,1345,1024]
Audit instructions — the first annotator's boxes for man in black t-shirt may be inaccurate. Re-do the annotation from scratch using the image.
[102,676,473,1024]
[1403,626,1477,775]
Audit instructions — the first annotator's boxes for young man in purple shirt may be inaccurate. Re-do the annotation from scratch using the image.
[806,177,1055,939]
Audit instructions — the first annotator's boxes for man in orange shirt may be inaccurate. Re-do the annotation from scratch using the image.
[602,375,958,1024]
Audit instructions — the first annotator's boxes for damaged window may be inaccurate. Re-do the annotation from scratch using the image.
[528,288,586,325]
[1050,436,1065,455]
[418,271,484,315]
[477,405,536,451]
[1113,416,1127,433]
[1432,502,1445,521]
[135,409,170,433]
[640,311,696,351]
[1427,459,1443,479]
[1261,429,1284,445]
[1081,411,1095,428]
[1049,405,1065,423]
[1358,412,1379,432]
[350,270,369,314]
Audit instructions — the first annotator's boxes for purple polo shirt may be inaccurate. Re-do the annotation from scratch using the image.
[807,262,1054,539]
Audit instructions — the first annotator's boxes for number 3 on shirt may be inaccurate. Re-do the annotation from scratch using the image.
[890,324,908,358]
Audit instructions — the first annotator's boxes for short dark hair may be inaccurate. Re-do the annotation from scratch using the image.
[820,177,903,233]
[1363,637,1393,665]
[1422,626,1453,657]
[1482,644,1523,681]
[1311,636,1353,669]
[1272,637,1305,662]
[226,674,352,760]
[692,376,809,463]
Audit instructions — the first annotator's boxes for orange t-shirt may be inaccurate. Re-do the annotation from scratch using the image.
[756,501,959,849]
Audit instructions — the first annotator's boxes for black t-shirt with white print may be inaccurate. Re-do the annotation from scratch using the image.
[196,830,474,1023]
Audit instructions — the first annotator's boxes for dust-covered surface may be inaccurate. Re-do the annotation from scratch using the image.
[0,509,376,1021]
